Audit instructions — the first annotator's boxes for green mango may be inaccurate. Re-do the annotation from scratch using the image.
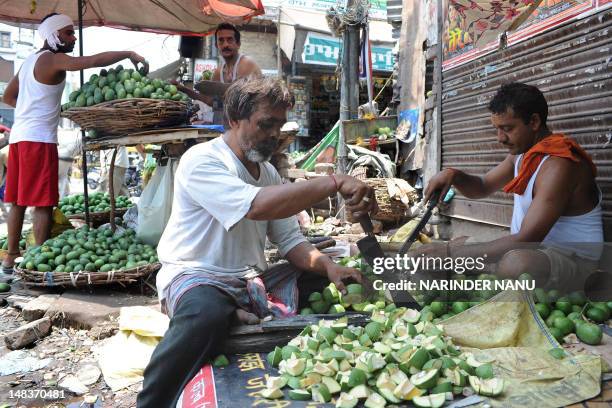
[104,89,116,102]
[75,94,87,107]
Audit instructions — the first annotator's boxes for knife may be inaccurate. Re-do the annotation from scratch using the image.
[356,213,420,307]
[356,215,385,266]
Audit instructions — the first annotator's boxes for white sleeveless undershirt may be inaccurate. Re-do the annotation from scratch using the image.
[220,54,243,83]
[510,154,603,260]
[10,50,65,144]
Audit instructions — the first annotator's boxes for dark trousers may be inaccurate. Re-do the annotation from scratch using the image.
[137,285,236,408]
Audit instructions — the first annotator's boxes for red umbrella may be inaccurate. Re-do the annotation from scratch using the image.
[0,0,264,35]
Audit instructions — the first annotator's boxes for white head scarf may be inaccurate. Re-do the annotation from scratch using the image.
[38,14,74,51]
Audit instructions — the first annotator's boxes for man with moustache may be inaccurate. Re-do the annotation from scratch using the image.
[173,23,262,124]
[137,77,378,408]
[417,82,602,289]
[1,13,145,280]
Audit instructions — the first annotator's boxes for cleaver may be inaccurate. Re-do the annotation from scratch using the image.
[356,214,420,307]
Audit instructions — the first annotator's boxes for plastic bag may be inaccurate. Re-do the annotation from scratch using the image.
[122,206,139,231]
[136,159,177,246]
[440,290,603,407]
[95,306,168,392]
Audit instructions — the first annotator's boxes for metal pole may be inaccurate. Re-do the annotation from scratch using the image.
[348,24,360,119]
[337,29,350,221]
[78,0,91,225]
[338,28,350,163]
[436,0,443,172]
[277,7,282,79]
[364,25,374,112]
[337,0,362,221]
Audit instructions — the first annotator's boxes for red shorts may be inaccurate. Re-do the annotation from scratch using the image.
[4,141,58,207]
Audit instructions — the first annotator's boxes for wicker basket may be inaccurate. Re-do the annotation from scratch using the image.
[349,166,368,181]
[61,98,191,136]
[15,262,160,288]
[347,178,418,224]
[66,208,129,224]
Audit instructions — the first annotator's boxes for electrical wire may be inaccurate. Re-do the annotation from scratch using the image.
[326,0,371,35]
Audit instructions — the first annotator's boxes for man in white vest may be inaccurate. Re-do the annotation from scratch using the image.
[418,83,602,290]
[1,12,145,279]
[173,23,262,124]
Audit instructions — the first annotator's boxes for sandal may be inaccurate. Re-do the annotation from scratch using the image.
[0,252,20,283]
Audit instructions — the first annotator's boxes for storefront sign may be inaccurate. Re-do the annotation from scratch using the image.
[302,32,394,71]
[285,0,387,19]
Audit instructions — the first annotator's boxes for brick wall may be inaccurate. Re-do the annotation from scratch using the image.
[238,31,278,71]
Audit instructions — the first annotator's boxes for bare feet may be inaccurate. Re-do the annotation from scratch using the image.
[235,309,260,325]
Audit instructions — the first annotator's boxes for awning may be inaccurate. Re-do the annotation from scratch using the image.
[0,0,265,35]
[278,7,394,61]
[448,0,543,47]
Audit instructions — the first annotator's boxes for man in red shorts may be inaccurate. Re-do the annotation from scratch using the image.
[1,13,145,280]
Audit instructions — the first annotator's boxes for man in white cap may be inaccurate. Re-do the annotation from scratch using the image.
[1,13,145,280]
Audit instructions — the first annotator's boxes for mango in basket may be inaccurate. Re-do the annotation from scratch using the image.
[19,225,158,273]
[61,66,189,111]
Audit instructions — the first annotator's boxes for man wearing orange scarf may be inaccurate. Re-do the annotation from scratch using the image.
[419,82,602,289]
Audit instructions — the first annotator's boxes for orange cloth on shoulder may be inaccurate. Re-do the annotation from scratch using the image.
[503,134,597,195]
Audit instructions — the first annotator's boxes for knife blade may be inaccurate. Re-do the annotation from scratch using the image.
[356,214,420,307]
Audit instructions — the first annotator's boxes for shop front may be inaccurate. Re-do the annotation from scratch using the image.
[279,7,396,147]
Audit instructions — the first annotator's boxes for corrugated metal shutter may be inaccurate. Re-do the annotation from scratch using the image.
[440,9,612,237]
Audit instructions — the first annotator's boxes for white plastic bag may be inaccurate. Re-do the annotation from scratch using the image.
[136,159,177,246]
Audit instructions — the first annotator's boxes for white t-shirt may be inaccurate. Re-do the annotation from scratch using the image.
[100,147,129,168]
[156,137,307,298]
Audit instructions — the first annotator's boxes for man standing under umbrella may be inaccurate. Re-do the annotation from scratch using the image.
[1,12,145,280]
[173,23,262,124]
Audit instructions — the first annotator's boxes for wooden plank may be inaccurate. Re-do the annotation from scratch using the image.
[85,128,222,150]
[224,332,298,354]
[229,313,370,336]
[225,313,370,354]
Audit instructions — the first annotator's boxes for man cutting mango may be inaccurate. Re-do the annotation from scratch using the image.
[419,82,603,289]
[137,77,378,407]
[1,13,145,281]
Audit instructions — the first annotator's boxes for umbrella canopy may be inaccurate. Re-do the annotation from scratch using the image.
[0,0,264,35]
